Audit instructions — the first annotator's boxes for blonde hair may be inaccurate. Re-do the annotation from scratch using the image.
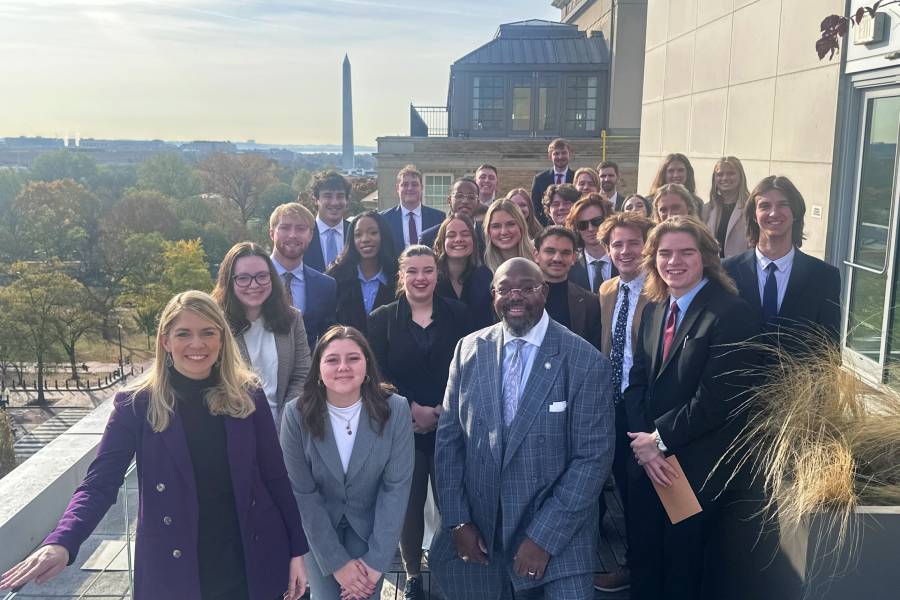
[269,202,315,231]
[642,216,737,303]
[503,188,542,238]
[122,290,259,432]
[708,156,750,212]
[482,199,535,272]
[652,184,698,222]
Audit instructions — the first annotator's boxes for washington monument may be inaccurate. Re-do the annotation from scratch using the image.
[342,54,354,171]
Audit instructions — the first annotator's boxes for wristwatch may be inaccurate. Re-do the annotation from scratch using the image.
[653,430,668,453]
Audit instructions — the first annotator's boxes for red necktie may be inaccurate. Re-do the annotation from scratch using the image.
[407,212,418,245]
[555,173,562,184]
[662,301,679,361]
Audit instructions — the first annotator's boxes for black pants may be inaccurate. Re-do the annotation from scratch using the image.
[598,400,630,560]
[400,447,437,575]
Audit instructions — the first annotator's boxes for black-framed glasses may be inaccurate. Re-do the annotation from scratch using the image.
[453,193,478,201]
[493,284,544,298]
[232,272,272,288]
[576,216,605,231]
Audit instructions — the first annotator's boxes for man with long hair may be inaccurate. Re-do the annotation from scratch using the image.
[625,216,759,600]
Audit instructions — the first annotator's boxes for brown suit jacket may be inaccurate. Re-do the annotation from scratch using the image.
[236,306,312,428]
[567,281,602,351]
[598,276,650,357]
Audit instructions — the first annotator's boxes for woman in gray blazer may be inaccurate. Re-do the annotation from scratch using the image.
[281,325,414,600]
[213,242,312,430]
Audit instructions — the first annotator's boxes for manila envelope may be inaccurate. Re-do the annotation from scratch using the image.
[650,455,703,524]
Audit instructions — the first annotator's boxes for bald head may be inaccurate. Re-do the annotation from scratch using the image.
[492,257,547,337]
[492,257,544,288]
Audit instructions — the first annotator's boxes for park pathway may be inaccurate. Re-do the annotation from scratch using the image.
[13,407,94,463]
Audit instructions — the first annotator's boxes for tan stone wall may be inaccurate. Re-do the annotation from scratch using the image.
[637,0,843,258]
[375,136,639,211]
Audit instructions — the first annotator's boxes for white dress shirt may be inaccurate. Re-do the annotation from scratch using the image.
[585,249,613,290]
[501,310,550,407]
[755,246,795,312]
[610,272,646,394]
[242,317,279,424]
[401,205,423,247]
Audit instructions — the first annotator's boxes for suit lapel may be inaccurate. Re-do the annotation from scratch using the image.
[345,403,376,481]
[273,329,291,408]
[725,200,743,238]
[647,301,667,379]
[502,324,561,470]
[779,249,810,318]
[656,285,711,379]
[158,410,198,497]
[476,327,504,466]
[737,252,762,312]
[312,414,348,485]
[599,279,617,354]
[632,292,649,351]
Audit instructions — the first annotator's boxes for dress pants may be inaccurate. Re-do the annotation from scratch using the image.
[306,518,384,600]
[497,573,594,600]
[627,472,716,600]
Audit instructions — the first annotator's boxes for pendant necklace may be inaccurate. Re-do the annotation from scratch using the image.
[328,401,362,435]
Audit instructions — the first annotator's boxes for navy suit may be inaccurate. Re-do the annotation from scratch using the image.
[380,204,445,250]
[300,265,337,349]
[531,168,574,225]
[305,220,350,273]
[724,248,841,350]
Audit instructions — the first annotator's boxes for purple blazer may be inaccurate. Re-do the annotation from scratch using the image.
[44,388,308,599]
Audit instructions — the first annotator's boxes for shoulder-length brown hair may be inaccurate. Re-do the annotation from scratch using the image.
[745,175,806,248]
[435,213,481,285]
[564,193,614,249]
[212,242,293,335]
[504,188,542,239]
[642,216,737,303]
[648,153,697,196]
[298,325,395,439]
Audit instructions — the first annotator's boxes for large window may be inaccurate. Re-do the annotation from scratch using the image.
[537,75,559,133]
[511,76,532,133]
[424,174,453,212]
[472,76,505,132]
[565,75,599,134]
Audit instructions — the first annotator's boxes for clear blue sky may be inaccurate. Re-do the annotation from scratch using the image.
[0,0,560,147]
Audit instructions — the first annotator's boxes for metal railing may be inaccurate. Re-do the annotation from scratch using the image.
[410,104,448,137]
[3,461,137,600]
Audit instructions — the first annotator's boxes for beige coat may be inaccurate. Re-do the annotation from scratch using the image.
[598,276,650,358]
[702,198,751,258]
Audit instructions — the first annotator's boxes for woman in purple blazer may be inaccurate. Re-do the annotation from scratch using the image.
[0,291,309,600]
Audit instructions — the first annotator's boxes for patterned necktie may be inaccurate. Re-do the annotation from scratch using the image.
[610,284,630,403]
[762,262,778,323]
[408,212,418,245]
[591,260,603,293]
[555,173,562,184]
[502,339,526,426]
[282,272,294,306]
[324,228,338,268]
[662,300,679,362]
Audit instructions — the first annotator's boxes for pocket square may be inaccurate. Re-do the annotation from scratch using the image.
[549,401,567,413]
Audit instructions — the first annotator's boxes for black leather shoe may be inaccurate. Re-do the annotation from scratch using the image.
[404,575,424,600]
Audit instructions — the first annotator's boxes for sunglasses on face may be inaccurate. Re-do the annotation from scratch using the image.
[576,216,605,231]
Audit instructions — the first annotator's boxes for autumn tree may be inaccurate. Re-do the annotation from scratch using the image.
[137,151,201,199]
[29,150,98,186]
[52,287,102,381]
[197,153,278,224]
[13,179,101,262]
[103,189,181,239]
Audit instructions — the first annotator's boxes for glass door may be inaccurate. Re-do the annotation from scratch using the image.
[843,91,900,384]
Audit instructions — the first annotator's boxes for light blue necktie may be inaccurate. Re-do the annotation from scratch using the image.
[502,339,525,426]
[324,228,338,268]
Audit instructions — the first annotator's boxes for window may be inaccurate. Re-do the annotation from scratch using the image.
[472,76,505,132]
[565,75,599,134]
[424,174,453,212]
[537,75,558,133]
[511,76,532,133]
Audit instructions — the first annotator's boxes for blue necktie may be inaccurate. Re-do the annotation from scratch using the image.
[610,285,630,404]
[324,228,338,268]
[762,262,778,323]
[502,339,525,426]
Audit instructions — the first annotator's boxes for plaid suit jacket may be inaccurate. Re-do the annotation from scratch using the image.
[432,318,614,596]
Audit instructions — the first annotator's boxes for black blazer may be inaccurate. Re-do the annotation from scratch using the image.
[624,280,760,501]
[305,219,351,273]
[567,282,602,351]
[332,272,394,336]
[380,204,446,251]
[724,248,841,350]
[435,264,495,331]
[572,253,618,292]
[368,295,471,453]
[531,167,574,226]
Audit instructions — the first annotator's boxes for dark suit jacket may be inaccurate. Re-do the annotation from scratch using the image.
[724,248,841,350]
[567,281,602,350]
[531,168,574,225]
[368,295,471,452]
[420,222,487,257]
[301,265,337,350]
[624,280,760,501]
[305,219,351,273]
[572,253,618,292]
[381,204,446,251]
[435,264,495,331]
[333,272,394,336]
[44,389,308,600]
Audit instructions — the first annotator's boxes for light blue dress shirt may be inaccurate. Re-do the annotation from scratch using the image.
[357,266,387,314]
[271,257,306,314]
[667,277,709,330]
[501,310,550,407]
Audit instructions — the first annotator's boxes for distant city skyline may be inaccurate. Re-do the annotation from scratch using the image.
[0,0,558,147]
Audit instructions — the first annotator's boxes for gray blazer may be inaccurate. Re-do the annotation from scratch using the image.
[280,394,414,576]
[236,306,311,429]
[431,319,614,596]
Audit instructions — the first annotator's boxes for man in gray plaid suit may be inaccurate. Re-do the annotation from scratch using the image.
[431,258,615,599]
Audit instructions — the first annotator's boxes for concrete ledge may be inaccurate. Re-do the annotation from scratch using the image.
[0,398,114,573]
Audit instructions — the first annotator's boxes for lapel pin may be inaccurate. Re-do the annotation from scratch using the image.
[544,362,551,370]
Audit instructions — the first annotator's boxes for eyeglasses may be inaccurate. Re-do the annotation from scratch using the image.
[232,272,272,288]
[576,216,605,231]
[453,193,478,201]
[493,284,544,298]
